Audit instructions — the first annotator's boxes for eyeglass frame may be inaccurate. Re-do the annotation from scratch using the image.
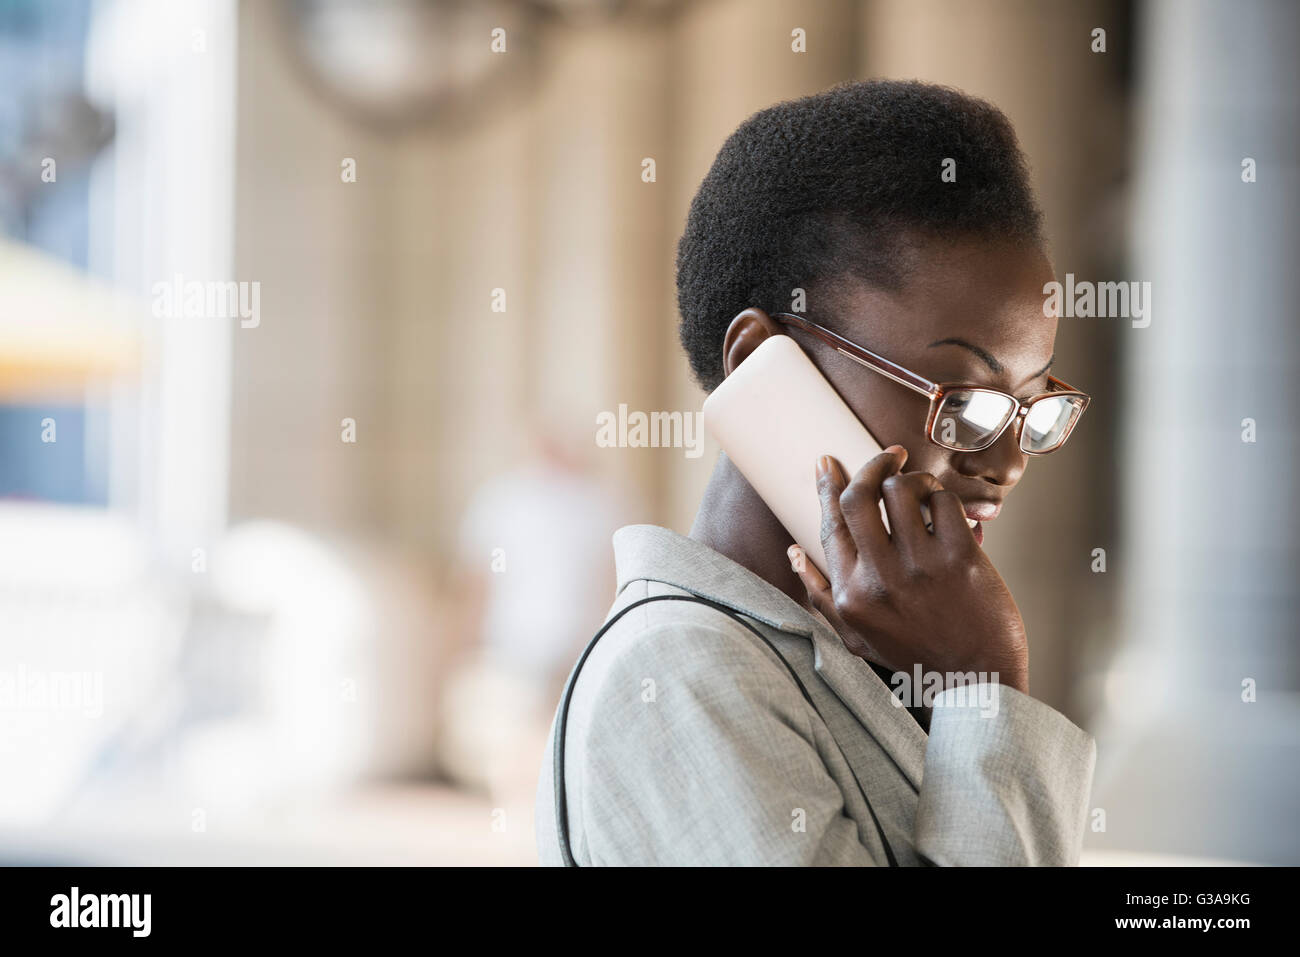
[769,312,1090,455]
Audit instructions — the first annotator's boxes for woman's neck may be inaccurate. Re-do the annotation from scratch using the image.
[688,453,809,611]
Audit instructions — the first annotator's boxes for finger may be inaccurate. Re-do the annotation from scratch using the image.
[816,454,857,584]
[929,489,975,545]
[838,445,908,559]
[881,471,944,560]
[788,544,839,625]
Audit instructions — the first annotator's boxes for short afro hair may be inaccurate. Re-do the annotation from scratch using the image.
[676,79,1045,391]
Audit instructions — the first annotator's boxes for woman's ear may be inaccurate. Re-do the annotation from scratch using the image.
[721,308,784,378]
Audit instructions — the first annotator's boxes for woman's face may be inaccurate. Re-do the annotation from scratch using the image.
[803,237,1059,542]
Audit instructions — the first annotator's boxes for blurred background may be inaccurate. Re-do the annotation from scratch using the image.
[1,0,1296,865]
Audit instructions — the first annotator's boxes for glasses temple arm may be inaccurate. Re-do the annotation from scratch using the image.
[771,312,938,397]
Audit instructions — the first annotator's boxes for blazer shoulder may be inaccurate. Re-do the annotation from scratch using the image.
[583,579,793,681]
[541,580,828,865]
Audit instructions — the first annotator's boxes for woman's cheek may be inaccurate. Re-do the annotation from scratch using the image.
[901,446,950,479]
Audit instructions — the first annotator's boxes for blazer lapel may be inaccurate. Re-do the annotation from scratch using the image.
[801,614,927,792]
[612,524,928,794]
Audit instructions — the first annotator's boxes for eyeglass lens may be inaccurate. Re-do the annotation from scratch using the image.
[934,390,1082,453]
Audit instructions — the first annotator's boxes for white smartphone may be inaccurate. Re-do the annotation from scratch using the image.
[701,334,927,576]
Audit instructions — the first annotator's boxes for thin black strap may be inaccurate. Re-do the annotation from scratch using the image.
[554,593,899,867]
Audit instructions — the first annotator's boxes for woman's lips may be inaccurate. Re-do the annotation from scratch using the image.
[963,502,1002,522]
[963,502,1000,546]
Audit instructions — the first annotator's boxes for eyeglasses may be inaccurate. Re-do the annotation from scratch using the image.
[770,312,1090,455]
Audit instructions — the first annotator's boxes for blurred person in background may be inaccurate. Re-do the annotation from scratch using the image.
[440,424,622,810]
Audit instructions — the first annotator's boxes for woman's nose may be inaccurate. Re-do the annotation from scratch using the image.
[953,426,1027,488]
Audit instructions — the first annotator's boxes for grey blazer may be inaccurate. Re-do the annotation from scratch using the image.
[535,524,1096,866]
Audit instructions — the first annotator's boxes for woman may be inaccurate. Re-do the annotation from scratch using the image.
[536,80,1096,866]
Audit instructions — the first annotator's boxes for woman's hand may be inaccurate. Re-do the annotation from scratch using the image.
[790,446,1029,695]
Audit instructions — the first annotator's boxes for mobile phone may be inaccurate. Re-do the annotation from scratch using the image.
[701,333,928,576]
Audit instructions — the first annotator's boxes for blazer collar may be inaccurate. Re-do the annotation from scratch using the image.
[612,524,926,789]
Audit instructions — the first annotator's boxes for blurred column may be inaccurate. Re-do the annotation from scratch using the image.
[388,14,678,554]
[1091,0,1300,863]
[386,82,532,555]
[523,17,673,514]
[88,0,240,561]
[231,0,395,536]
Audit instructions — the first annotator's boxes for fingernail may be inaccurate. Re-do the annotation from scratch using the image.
[816,455,831,478]
[886,444,908,465]
[787,544,804,572]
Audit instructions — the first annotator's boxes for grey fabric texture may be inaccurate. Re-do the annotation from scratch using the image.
[535,524,1096,866]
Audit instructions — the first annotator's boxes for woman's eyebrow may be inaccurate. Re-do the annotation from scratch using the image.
[927,337,1004,374]
[928,337,1056,380]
